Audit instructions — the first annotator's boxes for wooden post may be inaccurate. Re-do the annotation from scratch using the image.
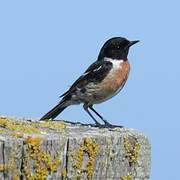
[0,116,151,180]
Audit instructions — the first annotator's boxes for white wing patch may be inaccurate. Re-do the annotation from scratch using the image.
[93,65,102,72]
[82,65,102,76]
[82,72,89,76]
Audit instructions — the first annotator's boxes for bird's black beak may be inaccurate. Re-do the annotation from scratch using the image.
[125,40,139,50]
[129,40,140,47]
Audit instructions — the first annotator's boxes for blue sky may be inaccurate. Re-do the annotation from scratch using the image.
[0,1,180,179]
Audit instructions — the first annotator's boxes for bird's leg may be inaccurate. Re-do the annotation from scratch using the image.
[89,106,113,126]
[83,104,101,126]
[89,106,123,128]
[89,106,104,119]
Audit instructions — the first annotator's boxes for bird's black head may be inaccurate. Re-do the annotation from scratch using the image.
[98,37,139,60]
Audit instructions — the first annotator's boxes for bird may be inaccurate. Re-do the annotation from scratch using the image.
[40,37,139,127]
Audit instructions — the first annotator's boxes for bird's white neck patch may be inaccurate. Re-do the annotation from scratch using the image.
[104,57,124,69]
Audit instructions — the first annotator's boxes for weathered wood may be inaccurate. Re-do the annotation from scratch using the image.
[0,116,151,180]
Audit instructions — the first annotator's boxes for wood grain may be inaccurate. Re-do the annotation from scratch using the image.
[0,116,151,180]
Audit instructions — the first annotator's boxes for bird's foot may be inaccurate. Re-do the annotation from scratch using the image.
[92,121,123,129]
[104,122,123,128]
[102,119,123,128]
[49,119,123,129]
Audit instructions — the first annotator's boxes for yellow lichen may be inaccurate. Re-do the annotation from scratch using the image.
[39,121,66,132]
[0,117,66,179]
[12,176,20,180]
[0,164,5,172]
[0,117,40,134]
[62,168,67,179]
[120,174,133,180]
[0,117,67,138]
[74,137,99,180]
[23,136,61,179]
[123,135,140,165]
[0,163,17,173]
[0,129,7,134]
[11,131,24,138]
[25,136,44,145]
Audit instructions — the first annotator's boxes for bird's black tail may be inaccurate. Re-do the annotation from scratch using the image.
[40,100,68,120]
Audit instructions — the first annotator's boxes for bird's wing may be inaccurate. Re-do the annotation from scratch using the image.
[60,60,113,97]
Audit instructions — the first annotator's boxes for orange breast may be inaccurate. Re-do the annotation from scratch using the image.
[99,60,130,97]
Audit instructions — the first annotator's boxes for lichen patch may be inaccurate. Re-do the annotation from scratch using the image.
[22,136,61,179]
[73,137,99,180]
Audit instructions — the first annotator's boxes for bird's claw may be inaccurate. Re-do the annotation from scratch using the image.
[92,122,123,129]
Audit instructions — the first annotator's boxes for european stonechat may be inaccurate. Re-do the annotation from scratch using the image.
[40,37,139,127]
